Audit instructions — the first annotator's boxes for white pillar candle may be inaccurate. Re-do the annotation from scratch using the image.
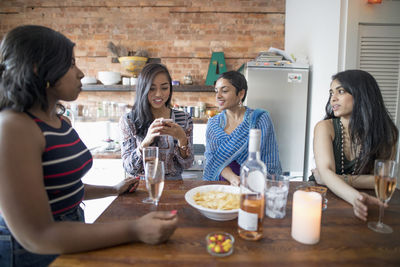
[291,190,322,245]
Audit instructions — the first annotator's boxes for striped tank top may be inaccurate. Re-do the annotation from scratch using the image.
[27,112,93,215]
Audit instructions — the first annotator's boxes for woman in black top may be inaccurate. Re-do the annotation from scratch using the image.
[312,69,398,221]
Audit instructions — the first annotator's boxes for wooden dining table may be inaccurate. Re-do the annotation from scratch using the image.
[51,180,400,266]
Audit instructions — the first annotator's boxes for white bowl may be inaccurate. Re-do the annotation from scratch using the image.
[81,76,97,85]
[97,71,121,85]
[185,185,240,221]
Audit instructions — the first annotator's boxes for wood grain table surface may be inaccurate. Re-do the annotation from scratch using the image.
[52,180,400,266]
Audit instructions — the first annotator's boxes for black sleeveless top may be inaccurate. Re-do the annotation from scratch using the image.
[332,118,356,175]
[309,118,356,181]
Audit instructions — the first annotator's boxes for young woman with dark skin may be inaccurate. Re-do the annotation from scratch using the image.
[0,25,177,267]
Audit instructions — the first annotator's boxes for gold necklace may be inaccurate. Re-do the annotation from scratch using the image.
[339,120,360,175]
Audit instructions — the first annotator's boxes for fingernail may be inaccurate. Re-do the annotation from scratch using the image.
[170,210,177,215]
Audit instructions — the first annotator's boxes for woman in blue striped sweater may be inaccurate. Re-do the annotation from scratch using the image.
[203,71,282,185]
[0,25,177,267]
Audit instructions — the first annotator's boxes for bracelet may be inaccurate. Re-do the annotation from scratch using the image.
[342,174,353,186]
[138,144,144,153]
[179,144,188,151]
[178,138,188,151]
[342,174,349,184]
[348,175,353,186]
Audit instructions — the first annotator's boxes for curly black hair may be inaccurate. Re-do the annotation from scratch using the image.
[0,25,75,113]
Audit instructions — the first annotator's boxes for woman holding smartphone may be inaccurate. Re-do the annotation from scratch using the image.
[120,63,194,180]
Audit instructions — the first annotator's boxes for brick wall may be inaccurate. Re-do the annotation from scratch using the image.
[0,0,285,108]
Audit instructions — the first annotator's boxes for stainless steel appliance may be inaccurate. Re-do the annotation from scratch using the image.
[244,61,310,179]
[182,144,205,180]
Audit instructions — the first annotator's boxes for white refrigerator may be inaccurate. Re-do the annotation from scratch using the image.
[244,61,310,180]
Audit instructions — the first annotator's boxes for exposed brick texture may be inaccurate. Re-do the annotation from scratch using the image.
[0,0,285,109]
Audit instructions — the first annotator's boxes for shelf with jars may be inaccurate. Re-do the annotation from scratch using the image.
[65,101,211,124]
[82,84,215,92]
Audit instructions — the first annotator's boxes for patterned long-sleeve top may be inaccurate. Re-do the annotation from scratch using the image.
[119,109,194,180]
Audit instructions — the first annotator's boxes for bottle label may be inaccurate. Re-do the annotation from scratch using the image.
[238,209,258,231]
[247,171,266,193]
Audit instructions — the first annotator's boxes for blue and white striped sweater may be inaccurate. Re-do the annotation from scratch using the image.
[203,107,281,180]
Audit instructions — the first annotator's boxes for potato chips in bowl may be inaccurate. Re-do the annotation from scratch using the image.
[185,185,240,221]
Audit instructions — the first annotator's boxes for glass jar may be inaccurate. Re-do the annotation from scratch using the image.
[183,73,193,85]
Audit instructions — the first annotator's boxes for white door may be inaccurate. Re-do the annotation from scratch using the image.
[358,24,400,124]
[358,24,400,183]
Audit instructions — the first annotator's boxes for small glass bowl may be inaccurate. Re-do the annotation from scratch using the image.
[206,232,235,257]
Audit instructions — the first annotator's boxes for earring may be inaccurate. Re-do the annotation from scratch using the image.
[46,81,50,88]
[238,100,243,107]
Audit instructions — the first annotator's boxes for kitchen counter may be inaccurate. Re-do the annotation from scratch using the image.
[81,158,125,223]
[74,121,207,154]
[91,150,121,159]
[75,117,209,124]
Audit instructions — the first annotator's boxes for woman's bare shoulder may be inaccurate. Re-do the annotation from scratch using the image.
[0,110,30,125]
[0,110,42,138]
[314,119,334,139]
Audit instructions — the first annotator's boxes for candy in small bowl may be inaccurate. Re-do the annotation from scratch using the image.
[206,232,234,257]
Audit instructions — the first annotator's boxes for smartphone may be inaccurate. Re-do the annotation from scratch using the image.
[161,119,173,124]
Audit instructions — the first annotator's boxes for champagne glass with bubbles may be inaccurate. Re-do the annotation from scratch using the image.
[142,147,159,203]
[145,161,165,207]
[368,159,398,234]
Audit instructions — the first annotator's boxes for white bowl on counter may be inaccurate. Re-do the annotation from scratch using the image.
[185,185,240,221]
[97,71,121,85]
[81,76,97,85]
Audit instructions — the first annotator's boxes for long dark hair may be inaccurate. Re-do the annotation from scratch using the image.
[216,71,248,102]
[0,25,75,112]
[131,63,173,138]
[324,69,398,174]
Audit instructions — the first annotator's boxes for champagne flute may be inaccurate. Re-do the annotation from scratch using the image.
[145,161,165,207]
[368,159,398,234]
[142,146,159,204]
